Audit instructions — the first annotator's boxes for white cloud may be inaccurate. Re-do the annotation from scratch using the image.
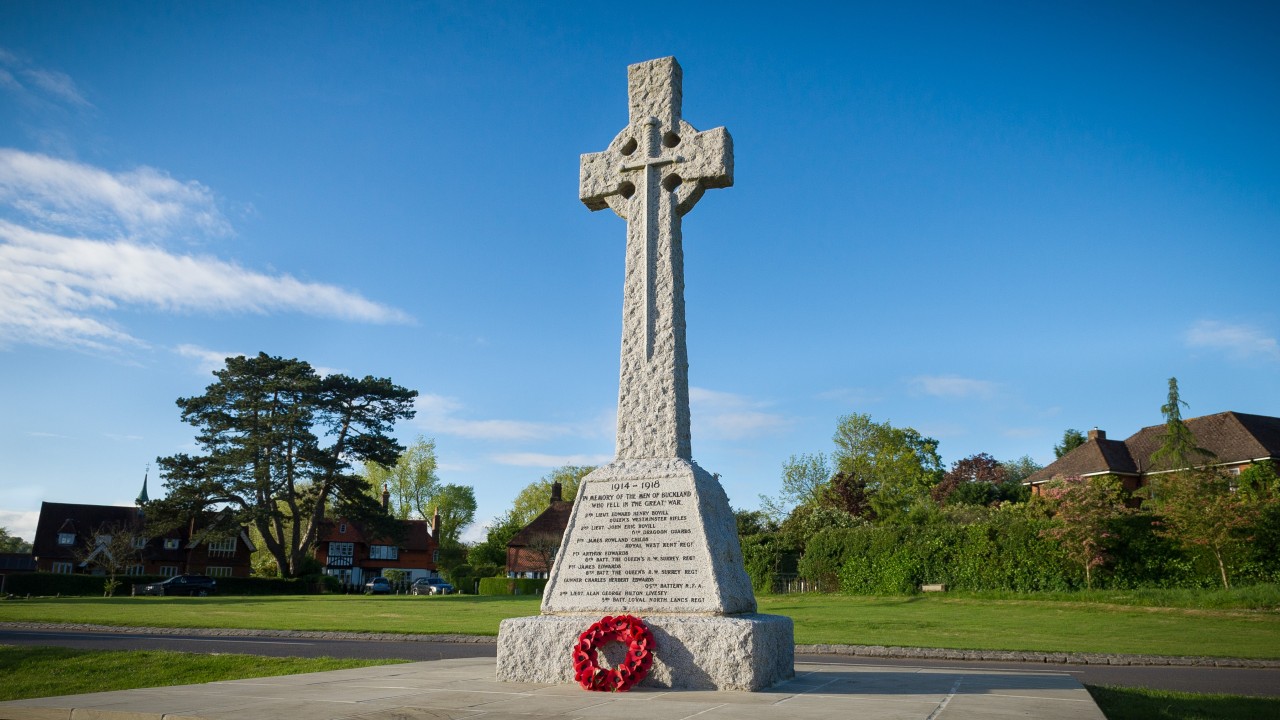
[104,433,144,442]
[412,393,574,442]
[0,150,412,351]
[689,386,791,440]
[492,453,613,468]
[25,431,70,438]
[909,375,997,399]
[21,68,92,108]
[0,150,222,238]
[0,225,411,352]
[174,344,242,375]
[0,509,39,543]
[0,50,92,110]
[1186,320,1280,362]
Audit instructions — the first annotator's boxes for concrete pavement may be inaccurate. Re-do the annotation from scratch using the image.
[0,657,1106,720]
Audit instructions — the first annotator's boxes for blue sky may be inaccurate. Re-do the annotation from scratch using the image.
[2,2,1277,545]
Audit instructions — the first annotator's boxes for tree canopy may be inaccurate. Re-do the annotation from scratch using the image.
[831,413,943,522]
[0,527,31,554]
[364,436,440,520]
[153,353,417,577]
[1053,429,1087,459]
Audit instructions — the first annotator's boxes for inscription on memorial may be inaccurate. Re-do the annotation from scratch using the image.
[550,476,718,609]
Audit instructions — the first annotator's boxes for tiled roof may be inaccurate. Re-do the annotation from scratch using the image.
[318,517,435,550]
[32,501,189,562]
[1027,411,1280,484]
[508,501,574,548]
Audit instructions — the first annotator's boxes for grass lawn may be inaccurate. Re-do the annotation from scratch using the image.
[1086,684,1280,720]
[0,646,405,701]
[2,592,1277,659]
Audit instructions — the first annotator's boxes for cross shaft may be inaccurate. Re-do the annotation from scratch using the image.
[579,57,733,461]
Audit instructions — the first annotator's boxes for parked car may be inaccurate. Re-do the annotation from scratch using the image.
[410,578,454,595]
[364,576,392,595]
[132,574,217,597]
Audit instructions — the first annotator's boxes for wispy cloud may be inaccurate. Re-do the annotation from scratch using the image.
[25,431,70,439]
[492,452,612,468]
[909,375,997,399]
[413,394,575,442]
[0,149,229,238]
[1185,320,1280,362]
[104,433,144,442]
[690,387,791,440]
[0,50,93,109]
[0,151,412,351]
[174,344,241,375]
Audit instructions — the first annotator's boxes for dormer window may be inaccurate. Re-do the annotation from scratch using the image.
[57,532,75,546]
[163,538,181,550]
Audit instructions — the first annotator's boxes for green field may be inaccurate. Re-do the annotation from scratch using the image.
[1086,685,1280,720]
[0,646,403,701]
[3,592,1277,659]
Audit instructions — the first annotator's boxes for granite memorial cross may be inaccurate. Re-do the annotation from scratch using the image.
[497,56,793,692]
[578,56,732,461]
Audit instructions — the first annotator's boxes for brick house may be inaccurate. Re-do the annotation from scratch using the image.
[31,501,255,578]
[314,489,443,586]
[1026,411,1280,495]
[506,482,573,579]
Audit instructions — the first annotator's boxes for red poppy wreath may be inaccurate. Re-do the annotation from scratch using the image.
[572,614,655,691]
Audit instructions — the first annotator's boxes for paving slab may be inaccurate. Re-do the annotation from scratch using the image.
[0,658,1106,720]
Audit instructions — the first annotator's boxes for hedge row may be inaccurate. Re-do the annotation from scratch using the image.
[1,573,328,597]
[778,510,1280,594]
[477,577,547,596]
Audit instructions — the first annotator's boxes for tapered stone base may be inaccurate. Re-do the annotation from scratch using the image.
[497,613,794,691]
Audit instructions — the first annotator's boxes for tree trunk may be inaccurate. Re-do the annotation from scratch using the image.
[1214,547,1230,589]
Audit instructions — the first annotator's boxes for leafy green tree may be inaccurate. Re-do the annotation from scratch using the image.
[1000,455,1043,485]
[1149,377,1215,471]
[831,413,943,523]
[1238,461,1280,504]
[469,511,524,568]
[154,353,416,577]
[1041,475,1132,589]
[364,436,440,520]
[760,453,831,520]
[1146,470,1260,589]
[429,483,478,547]
[734,508,777,537]
[0,527,32,553]
[1053,429,1087,459]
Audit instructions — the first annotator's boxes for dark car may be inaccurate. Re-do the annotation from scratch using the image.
[410,578,454,596]
[132,574,217,597]
[364,576,392,595]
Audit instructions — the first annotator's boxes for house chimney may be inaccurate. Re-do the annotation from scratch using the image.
[431,506,441,539]
[1088,428,1106,441]
[381,484,390,513]
[550,481,562,504]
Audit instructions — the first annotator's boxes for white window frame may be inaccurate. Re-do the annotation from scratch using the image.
[206,537,237,557]
[159,565,178,577]
[329,541,354,557]
[133,537,148,549]
[57,533,75,546]
[126,564,145,576]
[205,566,232,577]
[163,538,181,550]
[51,561,73,574]
[369,544,399,560]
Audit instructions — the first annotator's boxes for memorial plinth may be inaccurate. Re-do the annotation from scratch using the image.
[496,57,793,692]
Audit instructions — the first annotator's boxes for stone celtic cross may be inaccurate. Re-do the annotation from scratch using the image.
[580,56,733,461]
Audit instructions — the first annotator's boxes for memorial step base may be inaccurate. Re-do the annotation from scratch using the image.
[496,613,794,691]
